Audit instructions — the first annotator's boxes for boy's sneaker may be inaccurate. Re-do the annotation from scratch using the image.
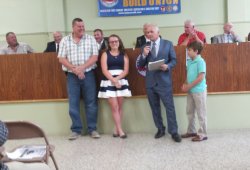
[90,131,100,139]
[68,132,81,140]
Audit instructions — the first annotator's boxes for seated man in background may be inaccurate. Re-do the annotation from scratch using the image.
[0,32,34,54]
[44,31,62,53]
[135,23,151,48]
[178,20,206,46]
[93,29,108,51]
[212,22,242,44]
[247,32,250,41]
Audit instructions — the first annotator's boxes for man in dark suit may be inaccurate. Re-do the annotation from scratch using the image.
[93,29,108,51]
[137,24,181,142]
[44,31,62,53]
[135,23,150,48]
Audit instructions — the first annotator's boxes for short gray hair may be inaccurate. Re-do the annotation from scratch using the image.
[225,22,233,28]
[184,20,195,27]
[148,24,159,32]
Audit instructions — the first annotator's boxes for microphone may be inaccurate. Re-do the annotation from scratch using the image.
[146,41,151,46]
[144,41,151,57]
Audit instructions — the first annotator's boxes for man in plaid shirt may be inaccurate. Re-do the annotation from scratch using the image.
[58,18,100,140]
[0,121,8,170]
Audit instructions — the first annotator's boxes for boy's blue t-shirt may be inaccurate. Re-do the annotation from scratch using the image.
[187,55,207,93]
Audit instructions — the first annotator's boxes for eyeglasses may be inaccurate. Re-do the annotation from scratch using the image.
[109,40,119,44]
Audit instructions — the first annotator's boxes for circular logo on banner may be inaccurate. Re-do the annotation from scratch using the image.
[101,0,118,8]
[160,6,166,12]
[136,56,147,77]
[173,5,178,12]
[166,6,172,12]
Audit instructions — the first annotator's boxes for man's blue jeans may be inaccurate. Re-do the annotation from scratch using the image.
[67,71,98,134]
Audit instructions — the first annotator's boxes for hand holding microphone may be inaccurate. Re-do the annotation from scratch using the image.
[189,30,197,39]
[142,41,151,57]
[230,30,235,36]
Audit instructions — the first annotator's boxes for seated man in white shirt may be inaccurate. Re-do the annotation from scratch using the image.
[211,22,242,44]
[0,32,34,55]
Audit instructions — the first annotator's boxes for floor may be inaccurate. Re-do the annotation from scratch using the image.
[4,130,250,170]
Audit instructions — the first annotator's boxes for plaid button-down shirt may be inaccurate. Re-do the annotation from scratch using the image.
[0,121,8,146]
[0,163,8,170]
[58,33,99,72]
[0,121,8,170]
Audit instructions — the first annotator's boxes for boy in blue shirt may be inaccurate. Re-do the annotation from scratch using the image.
[181,41,208,142]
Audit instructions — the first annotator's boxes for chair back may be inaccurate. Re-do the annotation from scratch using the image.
[4,121,58,170]
[5,121,47,141]
[210,36,216,44]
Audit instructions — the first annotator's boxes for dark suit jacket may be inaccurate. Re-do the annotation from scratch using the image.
[99,37,109,51]
[44,41,56,52]
[135,35,147,48]
[135,35,162,48]
[137,39,176,88]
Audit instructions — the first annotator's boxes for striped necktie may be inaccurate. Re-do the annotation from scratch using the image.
[151,42,156,57]
[227,34,231,43]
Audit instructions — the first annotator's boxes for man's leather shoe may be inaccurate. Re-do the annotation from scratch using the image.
[172,133,182,142]
[154,129,165,139]
[192,135,208,142]
[181,133,197,138]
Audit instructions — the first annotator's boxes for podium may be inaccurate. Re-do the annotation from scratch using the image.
[1,42,250,102]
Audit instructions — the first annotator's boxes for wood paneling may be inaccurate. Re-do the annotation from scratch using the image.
[203,43,250,93]
[1,43,250,102]
[0,53,67,101]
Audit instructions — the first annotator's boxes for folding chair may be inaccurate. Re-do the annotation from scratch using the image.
[3,121,59,170]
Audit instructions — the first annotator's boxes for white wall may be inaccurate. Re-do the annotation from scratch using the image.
[1,94,250,136]
[64,0,225,30]
[2,0,250,51]
[0,0,47,33]
[44,0,66,32]
[228,0,250,22]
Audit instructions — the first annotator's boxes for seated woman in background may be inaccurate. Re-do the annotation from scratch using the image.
[98,34,131,139]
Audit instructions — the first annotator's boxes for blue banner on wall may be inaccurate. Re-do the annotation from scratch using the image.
[98,0,181,17]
